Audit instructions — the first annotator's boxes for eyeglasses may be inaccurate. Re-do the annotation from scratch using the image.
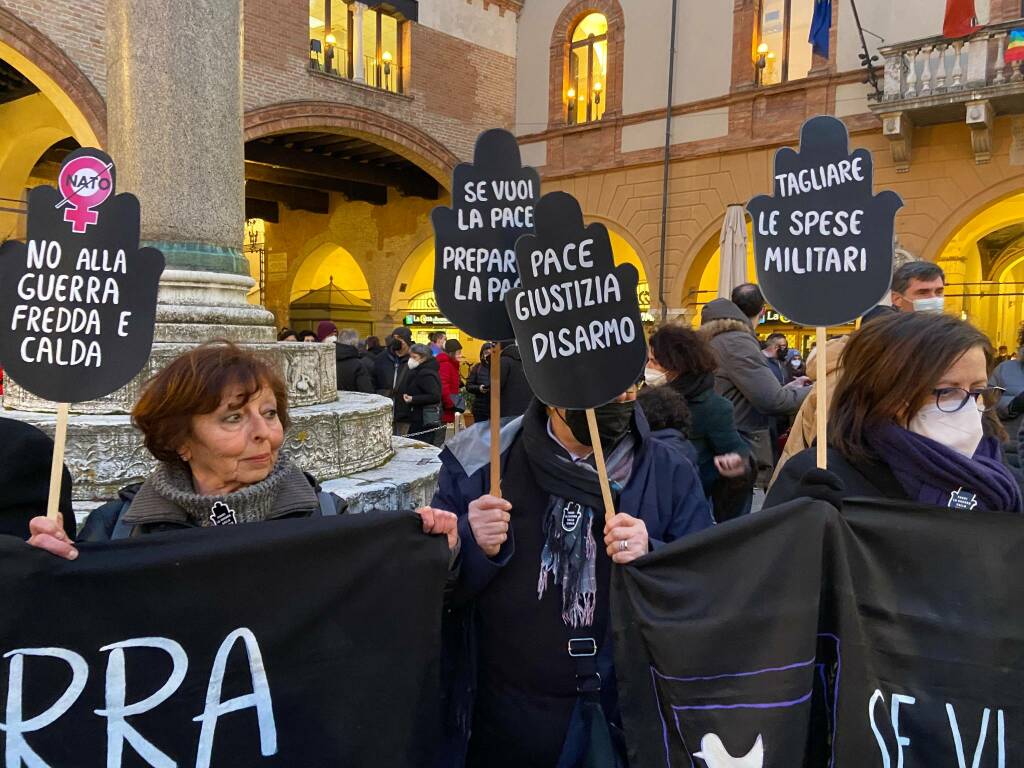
[932,386,1004,414]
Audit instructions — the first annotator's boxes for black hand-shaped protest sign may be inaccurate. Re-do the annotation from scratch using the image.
[431,129,540,341]
[747,115,903,328]
[506,192,647,410]
[0,148,164,403]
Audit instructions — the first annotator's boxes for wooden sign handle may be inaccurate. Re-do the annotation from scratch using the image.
[46,402,70,521]
[815,326,828,470]
[489,342,502,498]
[585,408,617,522]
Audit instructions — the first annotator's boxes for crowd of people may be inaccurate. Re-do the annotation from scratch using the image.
[271,322,533,447]
[9,258,1024,767]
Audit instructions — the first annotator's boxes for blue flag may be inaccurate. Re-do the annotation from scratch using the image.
[809,0,831,58]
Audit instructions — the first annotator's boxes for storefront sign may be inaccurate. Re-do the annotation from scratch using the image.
[506,192,647,409]
[0,148,164,403]
[747,115,903,327]
[431,129,540,341]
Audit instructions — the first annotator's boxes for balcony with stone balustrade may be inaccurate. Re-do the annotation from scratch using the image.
[868,20,1024,171]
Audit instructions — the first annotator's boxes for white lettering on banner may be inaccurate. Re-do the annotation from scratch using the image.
[20,337,102,367]
[0,628,276,768]
[773,157,865,198]
[763,247,867,275]
[16,274,119,304]
[531,317,636,362]
[868,690,1007,768]
[95,638,189,768]
[193,628,278,768]
[74,248,127,274]
[528,239,595,279]
[26,241,61,270]
[513,274,623,321]
[1,647,89,768]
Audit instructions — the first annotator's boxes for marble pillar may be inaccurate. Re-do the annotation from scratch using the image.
[106,0,274,342]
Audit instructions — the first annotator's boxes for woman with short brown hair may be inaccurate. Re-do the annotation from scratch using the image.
[28,342,458,556]
[768,313,1022,513]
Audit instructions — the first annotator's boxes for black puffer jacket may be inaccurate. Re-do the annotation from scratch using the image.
[400,356,443,434]
[466,361,491,422]
[336,343,374,393]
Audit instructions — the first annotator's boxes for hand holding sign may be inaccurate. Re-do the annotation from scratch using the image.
[507,192,647,520]
[0,148,164,518]
[431,128,540,342]
[747,116,902,469]
[746,115,902,328]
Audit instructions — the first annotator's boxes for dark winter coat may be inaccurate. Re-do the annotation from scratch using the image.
[336,343,374,393]
[699,300,808,433]
[432,402,713,767]
[466,362,491,422]
[437,352,462,425]
[765,446,909,509]
[373,349,412,422]
[400,356,443,435]
[669,374,751,494]
[76,474,345,542]
[498,344,532,418]
[0,416,76,540]
[649,427,699,468]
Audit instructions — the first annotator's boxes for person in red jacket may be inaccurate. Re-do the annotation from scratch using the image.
[437,339,463,426]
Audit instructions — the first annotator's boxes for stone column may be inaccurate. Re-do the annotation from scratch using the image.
[353,2,367,83]
[106,0,274,342]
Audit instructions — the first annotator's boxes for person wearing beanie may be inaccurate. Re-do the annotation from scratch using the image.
[0,417,76,540]
[437,338,464,426]
[699,293,810,489]
[316,321,339,343]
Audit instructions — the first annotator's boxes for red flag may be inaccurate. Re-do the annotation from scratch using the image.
[943,0,981,38]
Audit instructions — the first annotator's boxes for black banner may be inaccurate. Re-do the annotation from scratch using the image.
[0,513,449,767]
[613,499,1024,767]
[746,116,902,328]
[0,148,164,403]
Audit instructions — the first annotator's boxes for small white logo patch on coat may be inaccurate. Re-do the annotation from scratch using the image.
[693,733,764,768]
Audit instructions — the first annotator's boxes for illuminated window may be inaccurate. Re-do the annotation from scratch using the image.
[309,0,352,78]
[309,1,403,93]
[756,0,814,85]
[567,13,608,125]
[363,7,401,93]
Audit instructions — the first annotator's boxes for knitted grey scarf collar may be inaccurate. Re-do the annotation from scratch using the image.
[124,457,319,528]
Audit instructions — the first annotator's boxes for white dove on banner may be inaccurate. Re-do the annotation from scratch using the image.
[693,733,764,768]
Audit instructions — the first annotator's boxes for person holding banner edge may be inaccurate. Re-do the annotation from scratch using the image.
[767,312,1022,514]
[26,343,461,555]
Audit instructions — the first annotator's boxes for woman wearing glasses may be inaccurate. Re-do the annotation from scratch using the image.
[767,312,1022,513]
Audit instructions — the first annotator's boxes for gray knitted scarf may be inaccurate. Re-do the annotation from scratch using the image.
[125,457,318,528]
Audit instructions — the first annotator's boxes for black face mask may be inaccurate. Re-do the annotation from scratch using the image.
[562,401,635,448]
[390,338,404,353]
[776,347,788,361]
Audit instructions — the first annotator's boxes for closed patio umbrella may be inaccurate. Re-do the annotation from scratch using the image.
[718,204,748,299]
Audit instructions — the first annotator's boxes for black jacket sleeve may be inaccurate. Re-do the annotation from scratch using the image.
[354,362,374,394]
[407,371,442,405]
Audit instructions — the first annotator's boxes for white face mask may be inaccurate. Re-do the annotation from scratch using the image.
[912,297,945,314]
[908,402,984,458]
[644,367,668,388]
[324,335,337,344]
[407,358,421,370]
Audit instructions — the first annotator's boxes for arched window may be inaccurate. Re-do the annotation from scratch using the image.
[567,13,608,125]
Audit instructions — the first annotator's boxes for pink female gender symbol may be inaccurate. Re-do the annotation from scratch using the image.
[56,155,114,233]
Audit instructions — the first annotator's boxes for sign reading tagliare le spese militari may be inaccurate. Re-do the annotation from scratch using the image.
[746,115,903,328]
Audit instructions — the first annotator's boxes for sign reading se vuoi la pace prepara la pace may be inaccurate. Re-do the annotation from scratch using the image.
[0,148,164,404]
[431,129,540,342]
[746,115,903,328]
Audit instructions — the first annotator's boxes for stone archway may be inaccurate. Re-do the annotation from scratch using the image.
[0,8,106,146]
[244,102,459,188]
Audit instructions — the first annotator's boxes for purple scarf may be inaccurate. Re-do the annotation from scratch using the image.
[865,425,1023,514]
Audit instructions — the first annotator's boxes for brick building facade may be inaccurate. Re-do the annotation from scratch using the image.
[5,0,1024,352]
